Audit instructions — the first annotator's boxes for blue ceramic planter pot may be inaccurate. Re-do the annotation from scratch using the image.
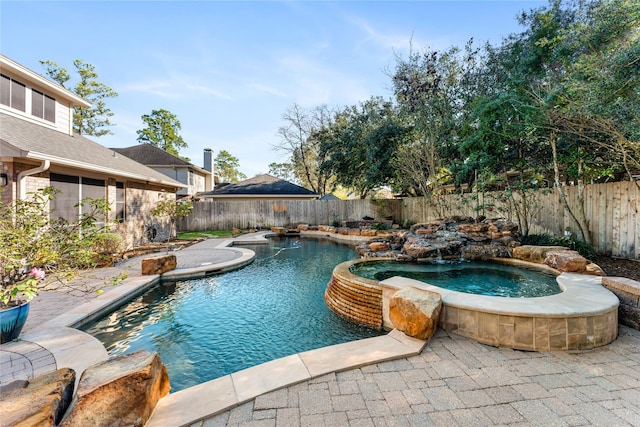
[0,301,30,344]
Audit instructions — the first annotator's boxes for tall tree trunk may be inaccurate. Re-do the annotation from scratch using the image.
[575,146,592,244]
[550,132,592,243]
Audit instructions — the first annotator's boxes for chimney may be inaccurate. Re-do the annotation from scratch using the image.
[203,148,213,172]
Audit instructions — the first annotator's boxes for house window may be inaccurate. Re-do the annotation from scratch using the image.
[0,74,26,112]
[82,177,107,226]
[50,173,106,225]
[50,173,80,223]
[31,89,56,122]
[115,182,125,221]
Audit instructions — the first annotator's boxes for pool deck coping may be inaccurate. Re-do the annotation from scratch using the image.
[146,329,426,427]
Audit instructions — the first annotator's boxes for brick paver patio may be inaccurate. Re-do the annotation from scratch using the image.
[195,326,640,427]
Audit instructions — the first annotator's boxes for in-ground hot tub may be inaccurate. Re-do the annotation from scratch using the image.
[325,258,619,351]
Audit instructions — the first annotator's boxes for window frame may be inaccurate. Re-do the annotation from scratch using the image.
[0,73,26,112]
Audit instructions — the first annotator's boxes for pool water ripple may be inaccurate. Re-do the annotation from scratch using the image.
[81,237,382,391]
[351,259,561,297]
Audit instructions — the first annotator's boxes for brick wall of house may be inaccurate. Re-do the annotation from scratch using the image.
[117,183,172,250]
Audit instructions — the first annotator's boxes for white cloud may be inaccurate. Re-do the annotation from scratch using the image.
[246,83,288,99]
[121,77,231,100]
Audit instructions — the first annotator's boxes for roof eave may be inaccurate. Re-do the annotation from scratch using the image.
[23,150,187,188]
[202,194,319,199]
[146,164,212,175]
[0,55,92,108]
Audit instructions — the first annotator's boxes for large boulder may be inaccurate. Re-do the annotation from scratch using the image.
[402,236,465,259]
[389,287,442,340]
[512,245,568,263]
[141,254,177,275]
[463,244,512,259]
[0,368,76,426]
[60,350,170,427]
[544,250,588,273]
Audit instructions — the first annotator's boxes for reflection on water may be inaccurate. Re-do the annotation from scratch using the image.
[352,260,560,298]
[81,237,382,392]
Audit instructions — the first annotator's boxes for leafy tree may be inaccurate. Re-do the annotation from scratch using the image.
[268,162,296,182]
[391,43,474,202]
[214,150,247,183]
[275,104,335,196]
[40,59,117,136]
[494,0,640,243]
[320,97,409,198]
[137,109,189,160]
[151,193,193,250]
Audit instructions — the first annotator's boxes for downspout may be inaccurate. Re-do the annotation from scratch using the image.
[17,160,51,200]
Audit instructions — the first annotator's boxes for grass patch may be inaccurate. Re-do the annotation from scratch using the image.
[177,230,234,240]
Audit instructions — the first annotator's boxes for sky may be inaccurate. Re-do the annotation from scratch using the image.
[1,1,546,177]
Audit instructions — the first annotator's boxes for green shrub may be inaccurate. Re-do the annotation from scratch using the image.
[0,187,111,306]
[92,233,124,254]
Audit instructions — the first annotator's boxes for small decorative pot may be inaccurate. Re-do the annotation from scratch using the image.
[0,301,30,344]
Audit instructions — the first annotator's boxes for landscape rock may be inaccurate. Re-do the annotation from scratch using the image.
[585,262,605,276]
[544,250,588,273]
[402,236,465,259]
[356,217,519,260]
[0,368,75,426]
[141,254,177,275]
[513,245,568,263]
[389,287,442,340]
[369,242,390,252]
[60,350,170,427]
[463,244,512,259]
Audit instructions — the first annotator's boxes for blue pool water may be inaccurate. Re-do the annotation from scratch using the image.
[350,259,561,298]
[81,237,382,392]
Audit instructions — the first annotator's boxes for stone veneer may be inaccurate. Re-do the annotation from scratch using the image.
[328,258,619,351]
[603,276,640,330]
[324,262,383,329]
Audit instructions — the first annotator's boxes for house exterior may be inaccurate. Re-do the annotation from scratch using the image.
[111,144,215,198]
[196,174,319,200]
[0,54,185,248]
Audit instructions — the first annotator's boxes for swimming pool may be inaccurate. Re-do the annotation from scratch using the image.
[80,237,382,391]
[349,259,561,297]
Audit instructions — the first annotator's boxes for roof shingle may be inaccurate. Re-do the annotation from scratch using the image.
[0,113,184,187]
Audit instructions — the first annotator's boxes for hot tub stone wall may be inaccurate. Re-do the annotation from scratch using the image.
[324,262,383,329]
[439,306,618,351]
[328,258,619,351]
[603,277,640,330]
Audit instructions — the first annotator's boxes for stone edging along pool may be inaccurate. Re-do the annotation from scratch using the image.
[326,258,620,351]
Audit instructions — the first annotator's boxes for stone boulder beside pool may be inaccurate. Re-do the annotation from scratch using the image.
[60,350,170,426]
[389,286,442,340]
[0,368,76,426]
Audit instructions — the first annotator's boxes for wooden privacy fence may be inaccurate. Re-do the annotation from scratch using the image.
[177,199,401,232]
[177,181,639,259]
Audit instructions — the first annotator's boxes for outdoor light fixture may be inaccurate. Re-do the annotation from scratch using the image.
[0,173,8,186]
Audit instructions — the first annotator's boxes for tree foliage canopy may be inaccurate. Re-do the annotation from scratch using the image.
[215,150,247,183]
[137,109,189,160]
[274,0,638,238]
[40,59,118,137]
